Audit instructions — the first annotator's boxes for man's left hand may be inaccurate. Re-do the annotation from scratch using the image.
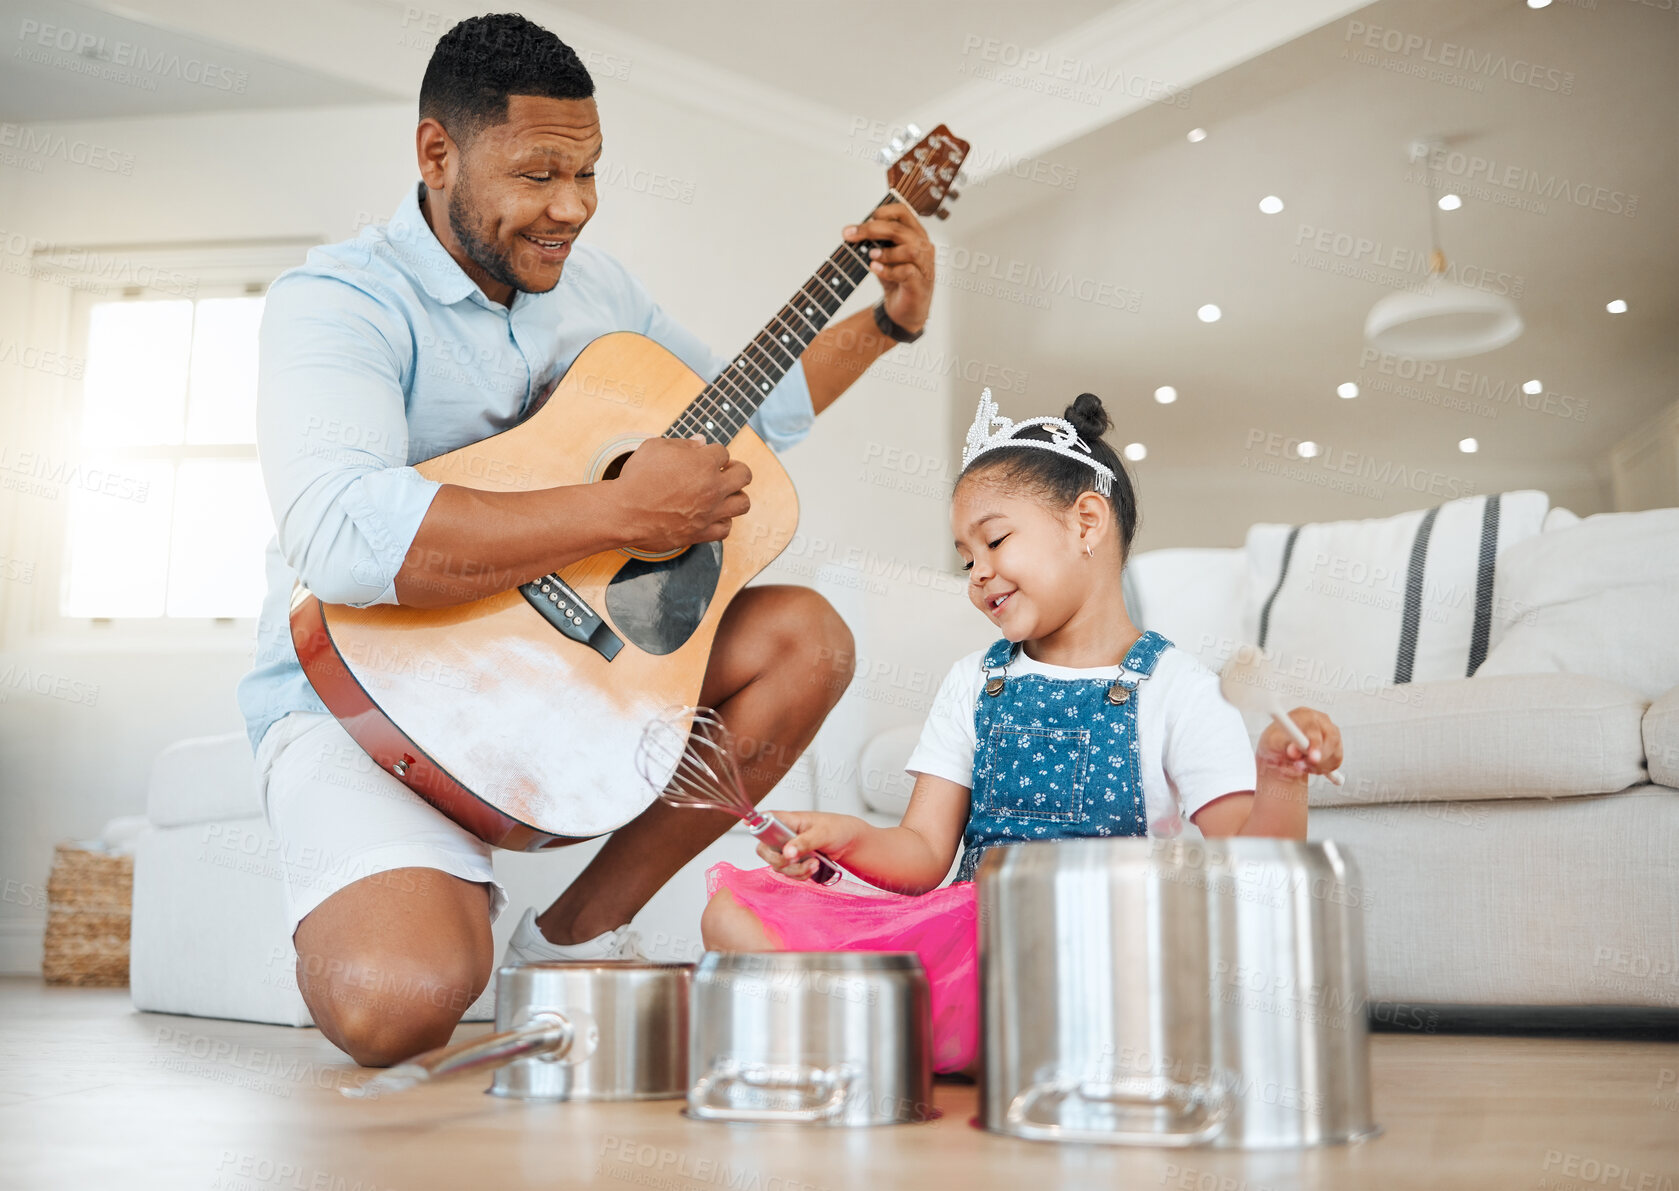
[842,202,934,334]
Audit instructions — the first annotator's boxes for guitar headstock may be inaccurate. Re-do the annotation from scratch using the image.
[880,123,971,221]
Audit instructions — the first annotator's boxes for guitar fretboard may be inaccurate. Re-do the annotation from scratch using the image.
[666,192,894,445]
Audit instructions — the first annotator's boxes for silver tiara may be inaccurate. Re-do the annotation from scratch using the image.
[961,388,1115,496]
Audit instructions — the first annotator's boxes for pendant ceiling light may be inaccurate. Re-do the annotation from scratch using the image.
[1364,140,1523,360]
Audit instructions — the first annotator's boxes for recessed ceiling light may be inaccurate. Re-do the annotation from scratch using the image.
[1258,195,1284,214]
[1197,304,1222,323]
[1522,379,1543,395]
[1187,128,1207,143]
[1154,385,1178,405]
[1337,382,1359,399]
[1297,440,1320,458]
[1459,437,1479,453]
[1606,299,1628,314]
[1124,442,1148,462]
[1438,194,1463,211]
[1527,0,1551,8]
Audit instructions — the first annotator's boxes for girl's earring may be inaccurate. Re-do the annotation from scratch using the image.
[1085,543,1093,559]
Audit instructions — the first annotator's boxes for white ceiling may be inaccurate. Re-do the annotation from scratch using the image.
[0,0,396,121]
[949,0,1678,478]
[550,0,1119,122]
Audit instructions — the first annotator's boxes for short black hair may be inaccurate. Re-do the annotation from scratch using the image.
[960,392,1140,560]
[419,13,595,144]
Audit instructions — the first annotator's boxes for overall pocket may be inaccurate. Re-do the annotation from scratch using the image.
[978,725,1089,822]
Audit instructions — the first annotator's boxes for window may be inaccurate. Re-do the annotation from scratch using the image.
[62,291,271,618]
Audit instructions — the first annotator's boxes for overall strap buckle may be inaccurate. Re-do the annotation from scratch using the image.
[1106,631,1174,704]
[981,639,1016,697]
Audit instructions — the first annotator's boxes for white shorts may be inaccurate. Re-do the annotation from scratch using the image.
[254,712,510,939]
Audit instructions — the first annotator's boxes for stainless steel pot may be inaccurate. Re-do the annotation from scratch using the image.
[344,960,691,1101]
[978,837,1377,1148]
[687,952,934,1126]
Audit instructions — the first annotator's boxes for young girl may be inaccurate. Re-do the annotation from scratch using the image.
[701,389,1343,1073]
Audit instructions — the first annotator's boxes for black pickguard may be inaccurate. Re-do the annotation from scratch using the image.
[605,542,723,655]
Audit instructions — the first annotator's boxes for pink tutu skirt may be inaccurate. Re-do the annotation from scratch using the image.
[706,862,978,1073]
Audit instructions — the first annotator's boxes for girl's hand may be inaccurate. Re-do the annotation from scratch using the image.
[756,811,866,881]
[1256,708,1343,782]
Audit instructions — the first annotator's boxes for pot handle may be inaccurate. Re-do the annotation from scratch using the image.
[687,1060,854,1122]
[1004,1075,1229,1146]
[342,1011,576,1099]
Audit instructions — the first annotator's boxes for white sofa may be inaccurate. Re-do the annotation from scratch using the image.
[130,733,792,1026]
[132,499,1679,1024]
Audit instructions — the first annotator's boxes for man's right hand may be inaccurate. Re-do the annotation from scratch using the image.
[614,436,752,554]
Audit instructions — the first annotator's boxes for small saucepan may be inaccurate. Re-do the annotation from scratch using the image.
[686,952,935,1126]
[343,960,692,1101]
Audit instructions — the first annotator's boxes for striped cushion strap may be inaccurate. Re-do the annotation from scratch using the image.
[1256,525,1301,650]
[1393,505,1441,685]
[1466,493,1502,676]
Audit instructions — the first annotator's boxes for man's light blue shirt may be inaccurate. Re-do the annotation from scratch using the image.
[237,182,816,751]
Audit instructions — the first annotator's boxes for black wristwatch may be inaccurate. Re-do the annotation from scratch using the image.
[872,301,924,344]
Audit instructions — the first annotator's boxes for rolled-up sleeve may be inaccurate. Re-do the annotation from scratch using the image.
[256,275,441,608]
[608,259,816,452]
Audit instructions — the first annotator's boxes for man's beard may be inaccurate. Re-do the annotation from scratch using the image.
[446,168,559,295]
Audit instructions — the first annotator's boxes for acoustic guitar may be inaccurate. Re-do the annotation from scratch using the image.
[291,124,971,850]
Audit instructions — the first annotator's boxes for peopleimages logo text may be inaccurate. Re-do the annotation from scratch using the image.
[15,19,249,92]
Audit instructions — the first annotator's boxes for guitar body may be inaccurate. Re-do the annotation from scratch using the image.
[290,332,798,850]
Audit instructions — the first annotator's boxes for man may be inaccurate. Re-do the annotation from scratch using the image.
[236,14,934,1066]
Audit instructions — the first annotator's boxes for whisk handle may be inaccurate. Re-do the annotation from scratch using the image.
[748,813,842,886]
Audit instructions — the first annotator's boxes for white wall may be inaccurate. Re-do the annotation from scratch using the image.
[0,89,961,971]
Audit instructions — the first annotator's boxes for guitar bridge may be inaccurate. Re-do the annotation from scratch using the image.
[520,574,624,661]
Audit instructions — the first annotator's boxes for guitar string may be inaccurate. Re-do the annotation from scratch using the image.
[665,146,955,442]
[667,174,930,440]
[533,173,942,587]
[683,172,931,439]
[667,230,875,444]
[667,179,930,444]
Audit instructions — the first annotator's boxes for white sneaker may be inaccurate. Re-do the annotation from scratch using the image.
[462,910,648,1022]
[502,907,647,966]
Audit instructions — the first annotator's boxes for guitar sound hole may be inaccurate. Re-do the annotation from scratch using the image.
[601,451,633,482]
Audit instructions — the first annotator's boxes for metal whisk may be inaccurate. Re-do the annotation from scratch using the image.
[636,706,842,886]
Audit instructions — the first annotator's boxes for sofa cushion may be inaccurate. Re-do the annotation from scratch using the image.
[1244,491,1550,690]
[1476,508,1679,702]
[1645,687,1679,789]
[147,732,262,827]
[1126,547,1247,672]
[1309,785,1679,1006]
[858,724,920,818]
[1296,672,1649,806]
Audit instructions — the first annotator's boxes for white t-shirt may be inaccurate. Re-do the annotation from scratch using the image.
[903,644,1257,836]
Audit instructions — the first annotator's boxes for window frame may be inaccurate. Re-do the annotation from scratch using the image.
[2,240,316,651]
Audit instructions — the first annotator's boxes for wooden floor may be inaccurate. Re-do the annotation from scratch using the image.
[0,978,1674,1191]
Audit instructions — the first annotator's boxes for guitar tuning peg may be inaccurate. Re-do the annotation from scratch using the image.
[956,169,969,187]
[934,208,951,220]
[876,145,898,165]
[905,122,923,139]
[946,188,960,203]
[888,137,905,154]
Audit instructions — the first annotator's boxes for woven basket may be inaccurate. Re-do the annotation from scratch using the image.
[42,843,133,987]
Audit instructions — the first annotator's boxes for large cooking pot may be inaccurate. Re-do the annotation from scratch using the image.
[687,952,934,1126]
[344,960,691,1101]
[979,837,1377,1148]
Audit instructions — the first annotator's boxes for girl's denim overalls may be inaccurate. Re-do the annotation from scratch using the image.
[957,631,1173,882]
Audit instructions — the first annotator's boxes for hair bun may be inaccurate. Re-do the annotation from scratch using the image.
[1064,392,1111,440]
